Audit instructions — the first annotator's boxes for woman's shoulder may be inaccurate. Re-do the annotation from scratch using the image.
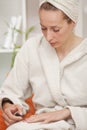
[18,34,44,55]
[25,33,44,47]
[15,34,44,62]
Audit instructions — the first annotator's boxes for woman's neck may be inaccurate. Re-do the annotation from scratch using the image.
[56,33,83,61]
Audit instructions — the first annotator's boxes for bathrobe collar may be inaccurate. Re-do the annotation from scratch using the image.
[38,37,87,106]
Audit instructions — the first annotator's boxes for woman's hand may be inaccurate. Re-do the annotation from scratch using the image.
[2,103,23,126]
[25,108,71,124]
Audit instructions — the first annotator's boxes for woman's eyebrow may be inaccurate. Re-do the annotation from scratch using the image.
[40,23,46,27]
[40,23,60,28]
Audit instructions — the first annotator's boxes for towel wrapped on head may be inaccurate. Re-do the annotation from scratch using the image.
[39,0,79,23]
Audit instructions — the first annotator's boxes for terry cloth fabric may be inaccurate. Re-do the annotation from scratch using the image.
[39,0,79,23]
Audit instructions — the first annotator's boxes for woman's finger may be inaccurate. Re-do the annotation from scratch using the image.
[3,112,15,125]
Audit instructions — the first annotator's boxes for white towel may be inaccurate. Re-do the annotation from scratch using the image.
[39,0,79,23]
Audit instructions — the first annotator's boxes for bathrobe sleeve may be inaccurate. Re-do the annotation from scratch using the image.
[66,106,87,130]
[0,38,34,113]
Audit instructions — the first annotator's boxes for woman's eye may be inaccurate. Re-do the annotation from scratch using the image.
[41,28,47,31]
[53,29,60,32]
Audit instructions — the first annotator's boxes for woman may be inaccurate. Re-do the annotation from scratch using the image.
[0,0,87,130]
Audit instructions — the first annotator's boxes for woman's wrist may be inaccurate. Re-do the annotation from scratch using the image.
[63,108,71,119]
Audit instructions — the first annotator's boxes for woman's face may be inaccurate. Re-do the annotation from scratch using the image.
[39,9,75,48]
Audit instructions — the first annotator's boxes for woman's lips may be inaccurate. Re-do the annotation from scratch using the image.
[49,42,56,46]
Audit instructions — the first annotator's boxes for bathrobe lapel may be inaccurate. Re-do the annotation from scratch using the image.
[38,37,87,106]
[60,38,87,68]
[38,38,67,106]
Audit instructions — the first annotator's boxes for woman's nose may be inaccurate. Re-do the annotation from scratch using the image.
[46,30,53,42]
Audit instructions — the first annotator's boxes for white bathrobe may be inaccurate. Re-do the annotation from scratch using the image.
[0,34,87,130]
